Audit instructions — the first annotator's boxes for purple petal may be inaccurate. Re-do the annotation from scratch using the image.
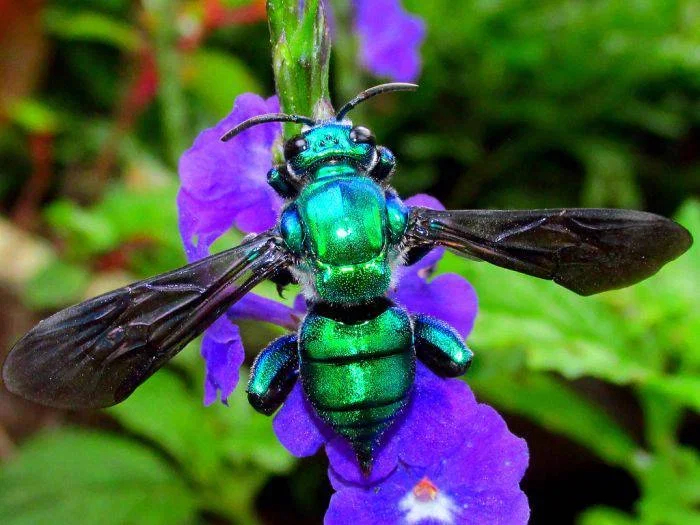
[448,486,530,525]
[397,364,477,467]
[444,404,530,490]
[404,193,444,211]
[200,315,246,406]
[328,457,529,525]
[327,363,475,485]
[227,294,300,330]
[293,293,308,313]
[177,93,288,405]
[325,482,405,525]
[353,0,426,82]
[393,272,478,339]
[177,93,283,263]
[198,292,298,406]
[325,432,400,485]
[326,390,530,524]
[273,383,334,457]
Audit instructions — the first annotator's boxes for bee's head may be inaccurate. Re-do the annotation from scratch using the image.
[220,82,416,148]
[283,122,376,174]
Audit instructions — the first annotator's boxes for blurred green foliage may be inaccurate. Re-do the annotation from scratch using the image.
[0,0,698,524]
[391,0,700,210]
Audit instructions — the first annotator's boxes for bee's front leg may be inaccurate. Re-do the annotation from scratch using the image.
[247,334,299,415]
[369,146,396,183]
[412,314,473,377]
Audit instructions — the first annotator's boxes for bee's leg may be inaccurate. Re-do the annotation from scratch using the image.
[412,314,473,377]
[369,146,396,183]
[247,334,299,415]
[267,164,303,198]
[268,268,298,297]
[402,245,434,267]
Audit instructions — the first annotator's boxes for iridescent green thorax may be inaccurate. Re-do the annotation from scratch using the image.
[275,121,408,304]
[297,174,391,303]
[289,123,374,174]
[297,176,385,264]
[279,159,407,304]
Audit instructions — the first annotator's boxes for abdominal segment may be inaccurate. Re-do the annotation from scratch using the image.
[298,300,415,473]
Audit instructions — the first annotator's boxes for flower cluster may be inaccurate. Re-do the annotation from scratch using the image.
[177,92,529,523]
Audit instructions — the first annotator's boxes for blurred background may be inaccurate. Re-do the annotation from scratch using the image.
[0,0,698,523]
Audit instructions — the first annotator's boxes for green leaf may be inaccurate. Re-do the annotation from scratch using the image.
[638,388,684,454]
[441,252,660,385]
[107,365,223,483]
[44,181,184,274]
[8,99,59,134]
[173,349,297,474]
[187,50,260,118]
[578,506,637,525]
[211,369,297,474]
[637,447,700,524]
[469,367,639,468]
[109,358,295,482]
[98,183,181,247]
[0,430,196,525]
[45,200,119,255]
[644,375,700,413]
[578,139,641,209]
[44,8,142,51]
[22,260,90,309]
[632,200,700,367]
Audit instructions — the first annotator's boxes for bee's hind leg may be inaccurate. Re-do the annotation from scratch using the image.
[412,314,473,377]
[247,334,299,415]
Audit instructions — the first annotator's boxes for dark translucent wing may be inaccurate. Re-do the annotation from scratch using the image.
[406,207,692,296]
[2,232,291,409]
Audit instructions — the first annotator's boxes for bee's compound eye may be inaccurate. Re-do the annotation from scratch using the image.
[349,126,375,145]
[284,135,308,160]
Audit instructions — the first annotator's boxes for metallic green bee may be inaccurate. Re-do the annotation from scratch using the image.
[3,83,692,474]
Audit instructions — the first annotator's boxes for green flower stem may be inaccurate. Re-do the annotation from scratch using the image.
[267,0,332,139]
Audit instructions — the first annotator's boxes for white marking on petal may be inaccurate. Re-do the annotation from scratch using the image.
[398,490,459,524]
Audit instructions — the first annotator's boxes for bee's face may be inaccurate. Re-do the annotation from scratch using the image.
[284,123,376,174]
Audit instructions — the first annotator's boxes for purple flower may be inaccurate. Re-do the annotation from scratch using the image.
[274,364,529,524]
[177,93,296,405]
[178,93,282,260]
[325,386,530,525]
[321,0,426,82]
[273,363,472,482]
[352,0,426,82]
[199,316,245,406]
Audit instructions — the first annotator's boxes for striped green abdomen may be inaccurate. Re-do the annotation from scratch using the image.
[299,305,414,456]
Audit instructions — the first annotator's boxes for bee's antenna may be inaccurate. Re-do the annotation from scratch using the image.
[221,113,317,142]
[335,83,418,121]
